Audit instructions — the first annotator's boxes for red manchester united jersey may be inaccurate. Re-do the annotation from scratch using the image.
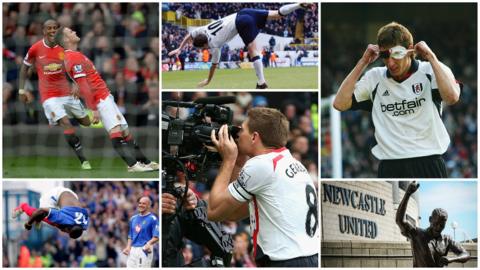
[23,39,71,103]
[64,50,110,110]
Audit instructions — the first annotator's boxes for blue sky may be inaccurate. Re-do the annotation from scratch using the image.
[418,181,477,242]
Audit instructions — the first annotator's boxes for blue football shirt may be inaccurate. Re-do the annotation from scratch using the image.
[129,213,159,247]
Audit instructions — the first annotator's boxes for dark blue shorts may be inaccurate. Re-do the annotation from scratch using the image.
[48,206,89,230]
[235,8,269,45]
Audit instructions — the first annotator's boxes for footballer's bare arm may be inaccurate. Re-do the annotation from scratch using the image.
[198,63,218,88]
[207,125,245,221]
[18,64,34,103]
[143,236,159,253]
[224,203,249,221]
[122,238,132,255]
[219,154,249,221]
[333,44,379,111]
[25,208,49,230]
[168,33,192,58]
[415,41,459,105]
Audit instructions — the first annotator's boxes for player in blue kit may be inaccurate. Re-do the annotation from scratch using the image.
[12,187,89,239]
[122,196,159,267]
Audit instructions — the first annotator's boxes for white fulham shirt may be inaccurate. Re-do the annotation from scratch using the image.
[351,60,461,160]
[228,147,319,261]
[190,13,238,64]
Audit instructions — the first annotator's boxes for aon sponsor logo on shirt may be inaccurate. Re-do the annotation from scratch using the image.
[380,97,426,117]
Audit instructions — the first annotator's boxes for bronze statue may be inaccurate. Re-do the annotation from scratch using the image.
[396,181,471,267]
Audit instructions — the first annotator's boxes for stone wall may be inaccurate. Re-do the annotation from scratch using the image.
[321,181,419,242]
[321,241,477,268]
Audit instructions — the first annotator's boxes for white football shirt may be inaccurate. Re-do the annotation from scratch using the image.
[228,147,319,261]
[39,187,78,209]
[352,60,461,160]
[190,13,238,64]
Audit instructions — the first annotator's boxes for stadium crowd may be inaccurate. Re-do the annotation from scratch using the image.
[164,3,317,38]
[161,3,318,70]
[162,92,318,266]
[3,3,159,127]
[14,181,159,267]
[321,11,477,178]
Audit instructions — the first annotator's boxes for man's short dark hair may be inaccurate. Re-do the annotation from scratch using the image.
[43,19,59,30]
[377,22,413,49]
[69,225,83,239]
[192,34,208,48]
[247,107,289,148]
[54,26,65,48]
[431,208,448,220]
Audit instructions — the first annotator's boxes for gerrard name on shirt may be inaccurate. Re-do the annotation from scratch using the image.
[285,161,307,178]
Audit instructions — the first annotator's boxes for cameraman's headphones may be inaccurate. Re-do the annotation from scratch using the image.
[137,195,155,207]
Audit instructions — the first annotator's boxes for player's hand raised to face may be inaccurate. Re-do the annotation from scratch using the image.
[211,124,238,163]
[414,41,437,62]
[361,44,379,65]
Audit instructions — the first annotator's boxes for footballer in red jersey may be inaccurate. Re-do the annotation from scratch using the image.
[18,20,92,170]
[55,26,158,172]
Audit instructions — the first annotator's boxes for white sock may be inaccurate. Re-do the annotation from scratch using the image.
[253,58,266,85]
[279,3,301,16]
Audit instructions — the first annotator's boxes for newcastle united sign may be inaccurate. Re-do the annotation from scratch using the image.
[323,183,387,239]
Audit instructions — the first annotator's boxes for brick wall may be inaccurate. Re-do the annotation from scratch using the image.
[321,241,477,268]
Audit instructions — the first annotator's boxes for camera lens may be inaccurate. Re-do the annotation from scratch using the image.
[229,126,241,139]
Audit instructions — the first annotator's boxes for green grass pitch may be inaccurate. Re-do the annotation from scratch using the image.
[3,156,159,178]
[162,66,318,89]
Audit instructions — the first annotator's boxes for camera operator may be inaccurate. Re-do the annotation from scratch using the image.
[162,173,232,267]
[208,107,319,267]
[162,185,198,266]
[162,96,241,267]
